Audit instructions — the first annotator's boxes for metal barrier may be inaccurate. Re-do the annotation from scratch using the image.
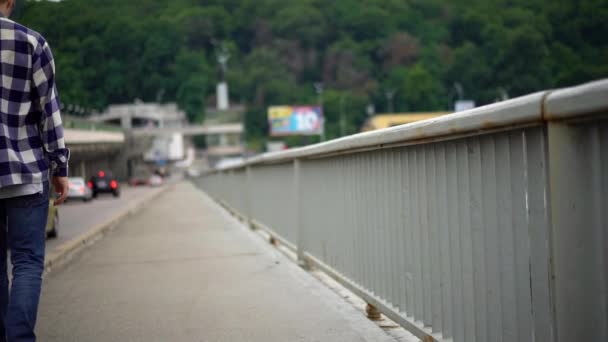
[198,80,608,342]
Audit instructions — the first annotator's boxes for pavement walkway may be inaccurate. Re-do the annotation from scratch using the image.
[37,182,396,342]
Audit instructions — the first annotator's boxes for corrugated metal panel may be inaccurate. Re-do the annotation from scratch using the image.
[283,128,546,341]
[249,163,297,244]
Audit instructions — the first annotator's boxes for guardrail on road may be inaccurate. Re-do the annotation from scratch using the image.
[199,80,608,342]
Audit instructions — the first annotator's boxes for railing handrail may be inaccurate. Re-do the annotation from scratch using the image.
[545,79,608,119]
[214,79,607,171]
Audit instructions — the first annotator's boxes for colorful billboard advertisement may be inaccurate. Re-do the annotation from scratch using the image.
[268,106,324,136]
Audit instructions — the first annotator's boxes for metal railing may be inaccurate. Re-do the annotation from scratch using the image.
[198,80,608,342]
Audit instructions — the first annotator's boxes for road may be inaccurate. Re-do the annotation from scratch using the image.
[45,185,163,254]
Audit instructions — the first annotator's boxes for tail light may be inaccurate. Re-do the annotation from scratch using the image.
[79,186,85,194]
[98,171,105,178]
[110,180,118,189]
[87,181,93,189]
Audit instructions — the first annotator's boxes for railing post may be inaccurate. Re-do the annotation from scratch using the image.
[294,159,308,269]
[546,120,607,342]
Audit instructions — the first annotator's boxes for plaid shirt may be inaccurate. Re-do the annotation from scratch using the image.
[0,16,69,187]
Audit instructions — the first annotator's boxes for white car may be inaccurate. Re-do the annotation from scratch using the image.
[67,177,93,202]
[186,168,201,178]
[149,174,163,187]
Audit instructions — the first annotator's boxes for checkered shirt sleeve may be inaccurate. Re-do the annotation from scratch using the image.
[32,40,69,177]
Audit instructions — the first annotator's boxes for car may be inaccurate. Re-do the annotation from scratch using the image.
[186,168,201,178]
[148,174,163,187]
[129,176,149,187]
[89,170,120,198]
[155,167,168,178]
[67,177,93,202]
[46,199,59,238]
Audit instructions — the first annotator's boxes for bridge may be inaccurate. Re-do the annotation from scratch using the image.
[38,80,607,342]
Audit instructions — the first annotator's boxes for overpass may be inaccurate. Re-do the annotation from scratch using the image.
[89,102,246,165]
[88,103,185,129]
[87,102,244,137]
[64,128,125,179]
[129,123,244,137]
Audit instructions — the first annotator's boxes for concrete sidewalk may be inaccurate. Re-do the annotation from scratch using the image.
[37,182,396,342]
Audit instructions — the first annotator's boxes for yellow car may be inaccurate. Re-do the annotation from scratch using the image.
[46,199,59,238]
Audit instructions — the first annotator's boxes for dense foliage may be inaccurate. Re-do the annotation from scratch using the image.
[16,0,608,145]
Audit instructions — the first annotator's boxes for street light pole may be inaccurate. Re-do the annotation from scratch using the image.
[339,93,347,137]
[496,87,509,102]
[385,89,396,113]
[448,82,464,111]
[454,82,464,101]
[313,82,325,141]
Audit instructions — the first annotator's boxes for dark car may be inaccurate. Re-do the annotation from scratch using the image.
[88,170,120,198]
[129,175,149,187]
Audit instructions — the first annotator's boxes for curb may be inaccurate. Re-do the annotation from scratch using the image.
[44,184,173,274]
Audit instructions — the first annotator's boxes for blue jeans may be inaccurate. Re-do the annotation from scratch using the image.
[0,183,49,342]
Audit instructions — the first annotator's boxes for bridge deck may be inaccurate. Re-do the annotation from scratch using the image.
[38,182,395,342]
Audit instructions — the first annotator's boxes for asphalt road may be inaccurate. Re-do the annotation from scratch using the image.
[45,185,162,254]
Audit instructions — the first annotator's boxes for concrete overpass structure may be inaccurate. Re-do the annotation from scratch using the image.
[88,103,186,130]
[91,102,247,166]
[130,123,243,137]
[64,128,125,179]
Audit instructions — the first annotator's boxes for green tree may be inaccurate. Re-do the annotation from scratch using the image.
[14,0,608,150]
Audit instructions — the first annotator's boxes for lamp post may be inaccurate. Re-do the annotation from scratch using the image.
[496,87,509,102]
[313,82,324,106]
[313,82,325,141]
[448,82,464,111]
[366,104,375,117]
[385,88,396,113]
[156,88,165,104]
[454,82,464,101]
[339,93,347,137]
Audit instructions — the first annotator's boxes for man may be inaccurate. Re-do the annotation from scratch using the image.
[0,0,70,341]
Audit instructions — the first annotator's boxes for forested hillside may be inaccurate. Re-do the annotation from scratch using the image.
[16,0,608,143]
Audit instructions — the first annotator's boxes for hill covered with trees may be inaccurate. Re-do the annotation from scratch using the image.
[16,0,608,145]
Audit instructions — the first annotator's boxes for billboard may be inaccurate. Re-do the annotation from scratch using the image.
[268,106,324,136]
